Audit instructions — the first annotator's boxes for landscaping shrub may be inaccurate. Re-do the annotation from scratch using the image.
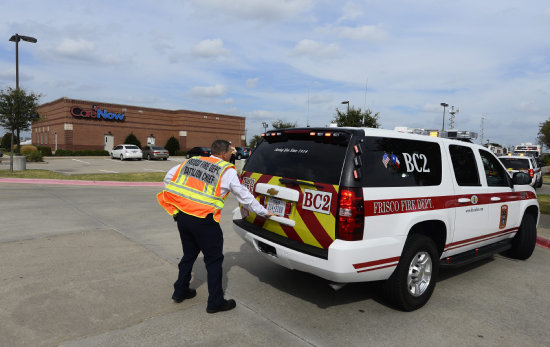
[165,136,180,155]
[20,145,38,155]
[37,146,53,156]
[54,149,73,156]
[26,151,43,162]
[175,150,187,156]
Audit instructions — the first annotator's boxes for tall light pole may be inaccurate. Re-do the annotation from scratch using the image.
[8,33,37,173]
[440,102,448,131]
[341,100,349,114]
[262,121,268,133]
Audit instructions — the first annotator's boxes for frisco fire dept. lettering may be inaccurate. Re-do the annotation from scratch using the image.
[373,198,434,215]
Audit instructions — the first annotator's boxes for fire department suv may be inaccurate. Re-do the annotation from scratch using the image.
[232,127,539,311]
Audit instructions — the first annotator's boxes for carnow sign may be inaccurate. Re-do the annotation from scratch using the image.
[70,105,125,121]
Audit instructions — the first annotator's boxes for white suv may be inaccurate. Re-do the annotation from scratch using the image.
[232,127,539,311]
[498,155,542,188]
[110,144,142,161]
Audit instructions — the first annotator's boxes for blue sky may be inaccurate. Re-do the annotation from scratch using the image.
[1,0,550,148]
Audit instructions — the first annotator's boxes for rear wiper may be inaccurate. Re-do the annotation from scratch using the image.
[279,178,322,189]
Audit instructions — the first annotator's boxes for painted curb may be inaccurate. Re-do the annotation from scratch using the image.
[537,236,550,250]
[0,178,164,187]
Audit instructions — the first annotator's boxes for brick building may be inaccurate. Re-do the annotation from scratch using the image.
[32,97,246,153]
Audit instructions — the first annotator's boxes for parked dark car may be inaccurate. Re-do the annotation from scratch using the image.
[186,147,211,158]
[142,146,169,160]
[235,146,252,160]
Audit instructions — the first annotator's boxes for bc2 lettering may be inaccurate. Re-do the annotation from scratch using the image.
[402,153,430,173]
[302,189,332,215]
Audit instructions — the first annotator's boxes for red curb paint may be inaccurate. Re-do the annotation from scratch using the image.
[0,178,163,187]
[537,236,550,250]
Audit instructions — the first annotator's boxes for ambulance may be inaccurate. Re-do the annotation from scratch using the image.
[232,127,539,311]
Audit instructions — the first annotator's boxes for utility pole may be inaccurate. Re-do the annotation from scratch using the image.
[480,116,485,145]
[449,106,459,129]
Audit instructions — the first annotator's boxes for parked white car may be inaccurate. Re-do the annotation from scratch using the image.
[110,144,142,161]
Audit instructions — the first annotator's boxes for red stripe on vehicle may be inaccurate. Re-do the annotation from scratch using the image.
[298,209,334,249]
[357,262,399,273]
[445,227,518,251]
[365,191,536,217]
[353,256,400,270]
[281,224,303,243]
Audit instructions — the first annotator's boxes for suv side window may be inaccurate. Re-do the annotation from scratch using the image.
[449,145,480,186]
[479,149,509,187]
[361,137,442,187]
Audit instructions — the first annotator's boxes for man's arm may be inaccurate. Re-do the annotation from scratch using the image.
[224,168,272,217]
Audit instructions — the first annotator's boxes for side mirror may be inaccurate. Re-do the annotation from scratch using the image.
[512,172,532,186]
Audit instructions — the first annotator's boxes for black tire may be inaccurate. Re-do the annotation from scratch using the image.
[384,234,439,311]
[120,155,124,161]
[186,154,190,159]
[163,157,168,160]
[537,177,543,188]
[147,154,151,160]
[505,214,537,260]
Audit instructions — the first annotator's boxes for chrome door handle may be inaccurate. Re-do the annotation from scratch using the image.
[458,198,470,203]
[491,197,501,202]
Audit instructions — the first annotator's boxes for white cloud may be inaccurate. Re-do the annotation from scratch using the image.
[338,25,387,41]
[190,84,228,97]
[191,0,313,21]
[224,98,234,104]
[246,78,259,88]
[291,39,340,59]
[192,38,230,58]
[56,38,95,56]
[337,2,363,23]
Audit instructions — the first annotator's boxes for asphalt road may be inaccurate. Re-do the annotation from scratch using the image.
[1,181,549,347]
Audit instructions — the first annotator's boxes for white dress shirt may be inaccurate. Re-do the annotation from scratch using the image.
[163,156,270,216]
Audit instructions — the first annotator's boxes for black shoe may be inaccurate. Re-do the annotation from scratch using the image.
[172,289,197,303]
[206,299,236,314]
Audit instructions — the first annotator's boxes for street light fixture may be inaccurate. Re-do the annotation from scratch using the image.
[262,121,268,133]
[440,102,448,131]
[341,100,349,114]
[8,33,37,173]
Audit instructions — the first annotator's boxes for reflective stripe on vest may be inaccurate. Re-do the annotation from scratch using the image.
[158,156,235,222]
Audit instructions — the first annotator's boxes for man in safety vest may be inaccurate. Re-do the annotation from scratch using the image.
[158,139,273,313]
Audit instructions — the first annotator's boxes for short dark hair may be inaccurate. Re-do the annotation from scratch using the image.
[211,140,231,155]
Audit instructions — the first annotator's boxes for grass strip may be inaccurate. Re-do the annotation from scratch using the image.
[0,169,165,182]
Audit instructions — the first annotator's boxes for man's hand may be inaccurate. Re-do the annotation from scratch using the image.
[265,211,275,218]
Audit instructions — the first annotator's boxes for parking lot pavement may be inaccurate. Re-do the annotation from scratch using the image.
[1,182,549,346]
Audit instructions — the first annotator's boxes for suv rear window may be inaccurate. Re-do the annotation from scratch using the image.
[499,158,530,170]
[360,137,442,187]
[244,138,349,185]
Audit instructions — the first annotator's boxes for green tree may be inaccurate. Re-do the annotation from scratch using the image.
[1,133,19,150]
[332,106,380,128]
[248,134,262,148]
[272,119,297,129]
[0,87,41,153]
[538,119,550,149]
[124,132,141,148]
[165,136,180,155]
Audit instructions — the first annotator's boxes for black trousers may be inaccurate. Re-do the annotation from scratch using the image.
[174,212,225,309]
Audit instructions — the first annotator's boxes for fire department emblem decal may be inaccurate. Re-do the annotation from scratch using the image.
[470,195,478,204]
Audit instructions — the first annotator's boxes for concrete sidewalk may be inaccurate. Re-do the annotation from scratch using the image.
[537,213,550,248]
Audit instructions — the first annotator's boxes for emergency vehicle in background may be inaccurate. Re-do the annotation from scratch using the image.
[233,127,539,311]
[513,143,541,158]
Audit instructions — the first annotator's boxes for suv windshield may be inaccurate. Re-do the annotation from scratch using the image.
[499,158,529,170]
[244,136,349,185]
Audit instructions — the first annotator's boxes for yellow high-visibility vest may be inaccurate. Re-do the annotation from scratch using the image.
[157,156,235,222]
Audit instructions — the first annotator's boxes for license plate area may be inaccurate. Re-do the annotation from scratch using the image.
[266,197,286,217]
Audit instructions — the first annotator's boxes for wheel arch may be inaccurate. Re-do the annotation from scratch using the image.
[408,220,447,256]
[524,204,539,224]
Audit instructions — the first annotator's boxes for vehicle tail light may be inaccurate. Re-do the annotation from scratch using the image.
[336,187,364,241]
[529,169,534,178]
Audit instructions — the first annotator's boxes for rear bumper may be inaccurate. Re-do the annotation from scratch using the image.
[232,208,405,283]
